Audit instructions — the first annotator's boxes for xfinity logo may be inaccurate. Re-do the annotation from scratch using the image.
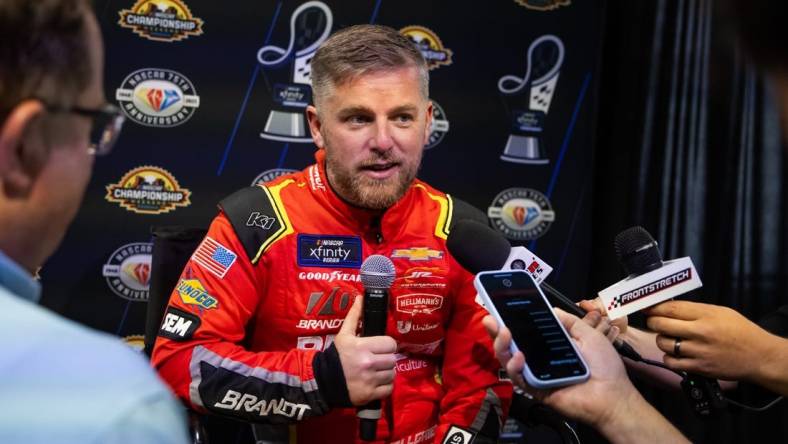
[310,245,351,262]
[297,234,362,268]
[213,390,311,420]
[246,212,275,229]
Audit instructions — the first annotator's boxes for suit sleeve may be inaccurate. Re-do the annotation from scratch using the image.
[436,254,513,441]
[151,212,351,424]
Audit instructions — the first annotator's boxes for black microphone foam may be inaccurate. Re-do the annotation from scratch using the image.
[447,220,511,272]
[614,226,662,276]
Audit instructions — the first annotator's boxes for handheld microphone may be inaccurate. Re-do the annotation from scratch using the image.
[446,220,641,361]
[357,255,395,441]
[598,227,702,319]
[607,227,724,416]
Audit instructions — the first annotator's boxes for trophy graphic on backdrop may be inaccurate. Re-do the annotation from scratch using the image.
[257,1,333,143]
[497,35,564,164]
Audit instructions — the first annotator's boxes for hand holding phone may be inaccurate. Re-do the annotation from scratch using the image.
[474,270,589,388]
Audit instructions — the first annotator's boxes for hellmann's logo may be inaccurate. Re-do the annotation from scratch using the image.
[396,294,444,314]
[214,390,311,420]
[618,269,692,306]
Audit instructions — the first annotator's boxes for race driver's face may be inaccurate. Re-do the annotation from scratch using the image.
[306,66,432,210]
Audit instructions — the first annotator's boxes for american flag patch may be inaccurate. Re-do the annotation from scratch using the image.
[192,237,237,278]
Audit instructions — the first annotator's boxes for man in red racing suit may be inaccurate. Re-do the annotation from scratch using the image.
[152,25,511,444]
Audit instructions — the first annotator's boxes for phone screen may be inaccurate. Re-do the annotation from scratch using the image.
[480,271,587,381]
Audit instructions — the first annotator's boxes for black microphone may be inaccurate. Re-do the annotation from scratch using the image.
[612,227,725,416]
[357,254,395,441]
[446,220,641,361]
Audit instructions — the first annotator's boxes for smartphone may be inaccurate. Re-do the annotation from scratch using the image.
[474,270,590,388]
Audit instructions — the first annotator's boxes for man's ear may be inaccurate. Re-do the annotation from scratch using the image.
[0,100,48,198]
[423,100,434,146]
[306,105,325,149]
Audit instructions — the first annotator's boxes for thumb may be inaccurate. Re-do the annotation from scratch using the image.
[338,295,362,336]
[554,308,587,340]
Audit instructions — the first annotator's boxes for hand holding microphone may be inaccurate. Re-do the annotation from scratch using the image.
[333,295,397,406]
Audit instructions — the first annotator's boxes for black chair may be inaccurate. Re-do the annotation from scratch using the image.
[145,226,209,444]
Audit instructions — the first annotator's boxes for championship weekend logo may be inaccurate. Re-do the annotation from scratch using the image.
[400,26,453,70]
[514,0,572,11]
[514,0,571,10]
[122,334,145,353]
[102,242,152,301]
[118,0,204,42]
[105,165,191,214]
[116,68,200,127]
[488,188,555,241]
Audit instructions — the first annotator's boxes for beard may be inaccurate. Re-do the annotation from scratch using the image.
[325,147,421,210]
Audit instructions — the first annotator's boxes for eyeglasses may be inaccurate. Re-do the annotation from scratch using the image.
[43,102,125,156]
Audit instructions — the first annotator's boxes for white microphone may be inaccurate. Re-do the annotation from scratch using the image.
[598,226,702,319]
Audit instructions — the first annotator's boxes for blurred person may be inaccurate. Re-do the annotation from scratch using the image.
[0,1,188,442]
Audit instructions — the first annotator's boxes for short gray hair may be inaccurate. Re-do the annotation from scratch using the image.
[310,24,429,107]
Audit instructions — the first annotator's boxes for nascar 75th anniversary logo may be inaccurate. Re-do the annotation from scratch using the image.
[105,165,191,214]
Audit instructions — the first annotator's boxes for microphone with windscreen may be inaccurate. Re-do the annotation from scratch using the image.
[598,226,702,319]
[357,255,395,442]
[447,219,641,361]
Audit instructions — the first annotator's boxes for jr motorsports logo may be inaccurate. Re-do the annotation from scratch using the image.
[118,0,204,42]
[488,188,555,241]
[102,242,152,301]
[514,0,571,10]
[105,166,191,214]
[400,26,453,70]
[116,68,200,127]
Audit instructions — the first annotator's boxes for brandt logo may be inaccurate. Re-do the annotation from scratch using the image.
[214,390,311,420]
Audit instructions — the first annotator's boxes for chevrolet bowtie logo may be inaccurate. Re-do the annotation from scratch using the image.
[391,247,444,261]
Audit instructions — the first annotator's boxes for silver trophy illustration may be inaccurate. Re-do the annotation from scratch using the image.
[257,1,333,143]
[497,35,564,164]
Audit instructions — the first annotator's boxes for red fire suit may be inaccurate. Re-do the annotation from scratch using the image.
[152,150,512,443]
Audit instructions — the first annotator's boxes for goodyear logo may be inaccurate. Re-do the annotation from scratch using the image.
[391,247,444,262]
[177,279,218,310]
[400,25,453,70]
[118,0,204,42]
